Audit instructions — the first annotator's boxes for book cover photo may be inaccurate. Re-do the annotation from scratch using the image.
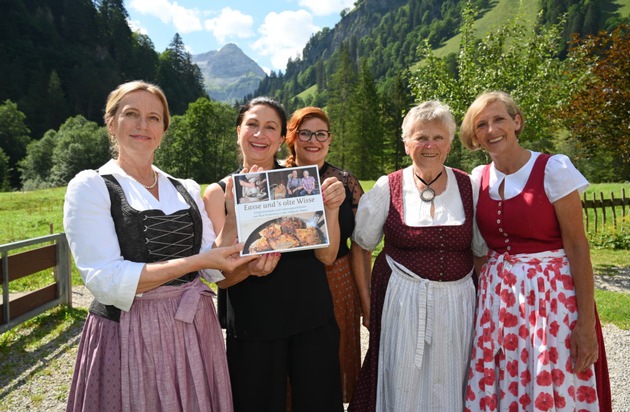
[232,165,330,256]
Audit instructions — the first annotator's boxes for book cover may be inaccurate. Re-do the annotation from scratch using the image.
[232,165,330,256]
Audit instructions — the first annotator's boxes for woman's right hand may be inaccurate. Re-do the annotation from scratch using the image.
[205,242,259,272]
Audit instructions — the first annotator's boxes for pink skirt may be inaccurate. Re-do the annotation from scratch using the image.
[66,278,233,412]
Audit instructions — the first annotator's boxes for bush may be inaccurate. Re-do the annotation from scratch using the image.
[588,224,630,250]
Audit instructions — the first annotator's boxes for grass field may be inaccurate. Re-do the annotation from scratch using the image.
[1,181,628,329]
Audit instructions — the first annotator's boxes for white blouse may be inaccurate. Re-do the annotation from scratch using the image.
[470,151,589,202]
[63,159,223,311]
[353,166,487,257]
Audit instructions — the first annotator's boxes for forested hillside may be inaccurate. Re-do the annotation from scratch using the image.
[254,0,629,113]
[249,0,629,183]
[0,0,205,140]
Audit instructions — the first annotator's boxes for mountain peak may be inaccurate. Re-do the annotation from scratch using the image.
[192,44,266,103]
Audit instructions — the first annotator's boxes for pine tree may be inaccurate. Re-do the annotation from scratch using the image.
[346,59,383,179]
[327,43,357,170]
[156,34,206,115]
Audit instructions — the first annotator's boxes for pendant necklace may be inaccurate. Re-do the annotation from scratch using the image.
[414,170,443,202]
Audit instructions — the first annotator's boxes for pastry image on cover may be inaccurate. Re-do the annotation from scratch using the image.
[232,165,330,256]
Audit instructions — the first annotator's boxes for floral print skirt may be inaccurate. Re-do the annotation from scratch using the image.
[465,250,599,411]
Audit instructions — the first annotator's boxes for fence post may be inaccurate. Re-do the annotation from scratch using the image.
[599,192,606,228]
[610,192,617,229]
[2,250,9,325]
[623,188,627,221]
[56,234,72,308]
[593,192,599,233]
[583,192,589,232]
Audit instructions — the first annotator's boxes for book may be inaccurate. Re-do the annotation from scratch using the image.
[232,165,330,256]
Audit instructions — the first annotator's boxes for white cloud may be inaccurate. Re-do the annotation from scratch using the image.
[298,0,354,17]
[204,8,255,43]
[251,10,320,71]
[127,19,148,35]
[128,0,202,34]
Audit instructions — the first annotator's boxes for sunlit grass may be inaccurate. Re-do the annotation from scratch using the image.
[595,290,630,330]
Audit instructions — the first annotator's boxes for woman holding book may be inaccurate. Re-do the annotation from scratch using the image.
[63,80,257,412]
[283,106,371,404]
[203,96,346,412]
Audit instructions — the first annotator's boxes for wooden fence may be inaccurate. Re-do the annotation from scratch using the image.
[0,233,72,333]
[582,188,629,232]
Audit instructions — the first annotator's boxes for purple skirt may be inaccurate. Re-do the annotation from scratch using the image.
[66,278,233,412]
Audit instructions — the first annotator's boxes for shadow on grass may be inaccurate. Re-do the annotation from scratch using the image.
[593,264,630,296]
[595,264,627,277]
[0,305,87,400]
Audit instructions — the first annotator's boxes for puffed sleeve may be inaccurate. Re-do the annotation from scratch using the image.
[178,178,225,283]
[63,170,143,311]
[352,175,390,250]
[544,154,589,203]
[345,172,365,209]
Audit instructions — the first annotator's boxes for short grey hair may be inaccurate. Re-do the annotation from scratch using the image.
[401,100,456,142]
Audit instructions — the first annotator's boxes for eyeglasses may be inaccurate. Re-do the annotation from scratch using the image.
[297,130,330,142]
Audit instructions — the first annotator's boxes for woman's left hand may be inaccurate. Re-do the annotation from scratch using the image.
[570,320,599,373]
[321,177,345,209]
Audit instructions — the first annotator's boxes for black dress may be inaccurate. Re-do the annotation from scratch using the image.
[216,163,343,412]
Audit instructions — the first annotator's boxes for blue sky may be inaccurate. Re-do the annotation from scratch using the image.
[125,0,355,74]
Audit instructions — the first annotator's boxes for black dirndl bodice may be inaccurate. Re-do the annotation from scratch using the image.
[89,174,203,321]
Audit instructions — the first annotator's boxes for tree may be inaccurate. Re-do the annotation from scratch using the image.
[408,3,571,172]
[0,99,31,188]
[345,59,384,179]
[327,43,357,170]
[380,74,413,171]
[155,98,238,183]
[557,25,630,180]
[156,34,206,115]
[19,130,58,190]
[0,148,10,192]
[49,115,110,186]
[46,70,70,130]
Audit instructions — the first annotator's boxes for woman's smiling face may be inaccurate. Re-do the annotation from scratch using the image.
[237,104,284,167]
[108,90,165,158]
[404,119,451,169]
[294,117,330,167]
[473,100,522,156]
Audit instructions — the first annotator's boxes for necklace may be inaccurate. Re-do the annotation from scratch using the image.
[414,170,443,202]
[119,163,158,189]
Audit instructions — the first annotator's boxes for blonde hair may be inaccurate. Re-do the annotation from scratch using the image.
[460,91,525,150]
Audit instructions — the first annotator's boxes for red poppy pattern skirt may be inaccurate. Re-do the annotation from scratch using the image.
[465,250,599,411]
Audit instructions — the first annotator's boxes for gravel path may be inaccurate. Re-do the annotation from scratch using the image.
[1,274,629,412]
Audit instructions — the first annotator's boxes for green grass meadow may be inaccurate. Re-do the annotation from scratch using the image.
[0,182,628,330]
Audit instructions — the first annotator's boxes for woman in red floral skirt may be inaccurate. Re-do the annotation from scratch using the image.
[460,91,611,411]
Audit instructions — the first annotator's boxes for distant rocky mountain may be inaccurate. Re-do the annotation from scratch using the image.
[192,43,266,103]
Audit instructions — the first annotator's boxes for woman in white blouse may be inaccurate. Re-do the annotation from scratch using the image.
[460,91,610,411]
[63,81,256,412]
[348,101,486,412]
